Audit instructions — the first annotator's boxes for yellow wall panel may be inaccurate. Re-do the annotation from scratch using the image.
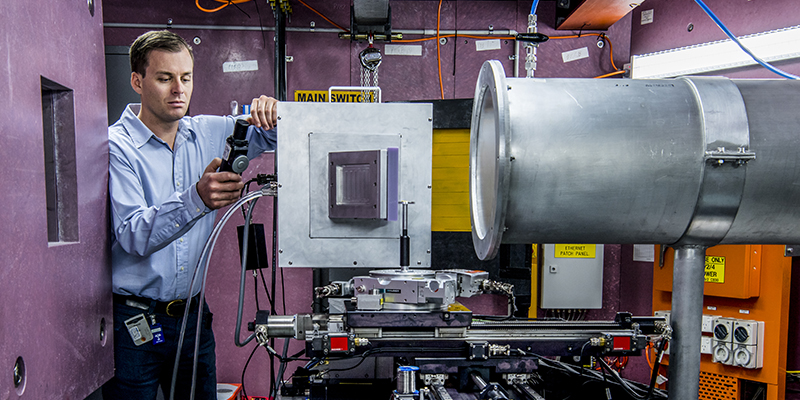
[433,192,469,206]
[431,129,471,231]
[433,141,469,155]
[432,167,469,181]
[433,129,471,143]
[431,180,468,193]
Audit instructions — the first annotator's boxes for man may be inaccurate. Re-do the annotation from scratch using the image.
[104,30,278,399]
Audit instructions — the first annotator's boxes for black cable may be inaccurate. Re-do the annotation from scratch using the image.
[269,185,279,400]
[240,344,260,400]
[254,0,267,49]
[230,0,251,17]
[645,337,668,399]
[271,339,291,399]
[452,0,457,76]
[240,178,257,219]
[318,347,462,373]
[280,266,287,314]
[578,341,592,376]
[323,353,375,372]
[597,357,652,400]
[234,198,258,347]
[259,270,275,310]
[253,272,260,310]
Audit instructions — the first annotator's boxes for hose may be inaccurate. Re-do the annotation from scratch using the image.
[169,187,269,400]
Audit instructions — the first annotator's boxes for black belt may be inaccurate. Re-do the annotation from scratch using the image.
[113,293,200,318]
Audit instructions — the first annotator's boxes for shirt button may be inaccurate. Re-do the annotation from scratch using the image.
[180,238,184,243]
[180,267,184,271]
[175,223,180,227]
[196,207,201,212]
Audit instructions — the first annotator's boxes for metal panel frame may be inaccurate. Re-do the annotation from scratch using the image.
[277,102,432,268]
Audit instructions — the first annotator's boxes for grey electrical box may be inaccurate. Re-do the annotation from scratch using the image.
[540,244,604,309]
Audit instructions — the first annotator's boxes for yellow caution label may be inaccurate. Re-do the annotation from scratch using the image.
[294,90,375,103]
[705,256,725,283]
[554,244,596,258]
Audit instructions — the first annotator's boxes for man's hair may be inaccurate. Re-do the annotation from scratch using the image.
[129,30,194,77]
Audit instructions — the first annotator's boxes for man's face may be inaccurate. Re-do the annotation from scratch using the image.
[132,48,194,125]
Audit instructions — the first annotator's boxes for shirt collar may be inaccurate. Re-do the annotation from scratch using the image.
[121,104,196,149]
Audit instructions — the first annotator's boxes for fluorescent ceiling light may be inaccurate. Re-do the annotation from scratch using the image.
[631,25,800,79]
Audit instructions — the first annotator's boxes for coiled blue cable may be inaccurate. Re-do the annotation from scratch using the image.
[694,0,798,79]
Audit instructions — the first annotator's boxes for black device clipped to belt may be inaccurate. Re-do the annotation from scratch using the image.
[220,119,250,174]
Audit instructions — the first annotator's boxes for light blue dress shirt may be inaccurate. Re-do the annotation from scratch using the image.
[108,104,276,302]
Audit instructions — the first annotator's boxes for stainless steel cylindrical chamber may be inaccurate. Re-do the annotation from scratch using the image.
[470,60,800,260]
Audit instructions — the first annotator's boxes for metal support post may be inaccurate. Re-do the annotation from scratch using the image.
[274,8,287,101]
[668,245,707,400]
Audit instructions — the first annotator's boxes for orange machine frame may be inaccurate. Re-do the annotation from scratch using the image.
[652,245,791,400]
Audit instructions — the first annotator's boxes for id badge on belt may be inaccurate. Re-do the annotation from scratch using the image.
[124,314,153,346]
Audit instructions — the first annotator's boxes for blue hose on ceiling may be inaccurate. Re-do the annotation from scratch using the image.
[694,0,798,79]
[530,0,539,15]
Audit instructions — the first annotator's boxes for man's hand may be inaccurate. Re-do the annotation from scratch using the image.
[197,158,244,210]
[248,95,279,130]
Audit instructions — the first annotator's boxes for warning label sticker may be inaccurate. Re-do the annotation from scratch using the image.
[704,256,725,283]
[294,90,375,103]
[554,244,596,259]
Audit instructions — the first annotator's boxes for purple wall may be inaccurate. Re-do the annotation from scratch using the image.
[630,0,800,79]
[104,0,632,114]
[0,0,113,399]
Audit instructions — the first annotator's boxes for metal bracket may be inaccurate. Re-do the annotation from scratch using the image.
[704,147,756,165]
[785,245,800,257]
[468,342,489,360]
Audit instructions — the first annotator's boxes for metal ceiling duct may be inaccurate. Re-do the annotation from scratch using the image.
[470,60,800,260]
[469,59,800,400]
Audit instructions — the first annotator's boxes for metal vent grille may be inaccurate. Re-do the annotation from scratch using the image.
[699,371,738,400]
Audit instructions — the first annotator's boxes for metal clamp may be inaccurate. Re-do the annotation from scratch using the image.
[704,146,756,165]
[673,77,752,247]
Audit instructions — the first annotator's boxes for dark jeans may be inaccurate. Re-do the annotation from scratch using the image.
[103,299,217,400]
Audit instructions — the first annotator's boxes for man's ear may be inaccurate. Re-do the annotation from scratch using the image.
[131,72,143,95]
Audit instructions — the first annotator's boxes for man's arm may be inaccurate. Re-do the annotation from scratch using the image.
[241,95,279,158]
[109,143,209,257]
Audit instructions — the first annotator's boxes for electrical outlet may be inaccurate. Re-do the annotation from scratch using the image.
[712,317,735,365]
[701,336,712,354]
[732,320,764,369]
[702,315,720,334]
[733,320,763,346]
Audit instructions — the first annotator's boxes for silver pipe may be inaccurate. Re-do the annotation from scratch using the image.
[104,22,280,31]
[470,372,488,390]
[103,22,517,37]
[399,29,518,36]
[668,246,707,400]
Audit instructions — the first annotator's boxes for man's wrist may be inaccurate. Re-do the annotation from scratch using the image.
[187,184,212,217]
